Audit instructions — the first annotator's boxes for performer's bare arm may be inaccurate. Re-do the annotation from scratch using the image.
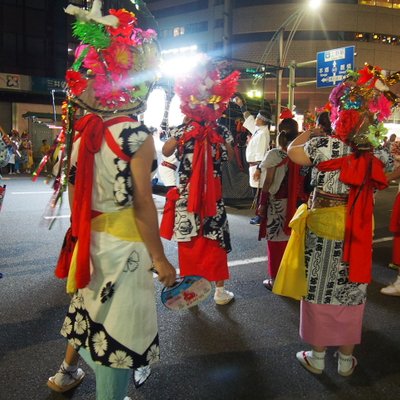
[386,166,400,182]
[131,135,176,287]
[162,137,178,157]
[287,129,318,166]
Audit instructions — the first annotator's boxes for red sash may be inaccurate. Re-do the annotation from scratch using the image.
[159,187,180,240]
[70,114,135,289]
[181,121,224,218]
[317,152,388,283]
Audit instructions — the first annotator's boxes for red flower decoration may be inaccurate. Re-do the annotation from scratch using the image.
[66,70,88,96]
[103,42,133,73]
[107,9,136,39]
[333,109,361,142]
[280,108,294,119]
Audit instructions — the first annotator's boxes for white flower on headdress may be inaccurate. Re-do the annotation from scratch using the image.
[374,79,389,92]
[65,0,119,27]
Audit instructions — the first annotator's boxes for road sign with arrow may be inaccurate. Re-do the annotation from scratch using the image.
[316,46,355,88]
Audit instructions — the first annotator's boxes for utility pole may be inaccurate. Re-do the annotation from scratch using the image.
[275,28,284,130]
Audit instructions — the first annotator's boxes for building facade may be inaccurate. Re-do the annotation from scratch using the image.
[0,0,399,137]
[147,0,400,118]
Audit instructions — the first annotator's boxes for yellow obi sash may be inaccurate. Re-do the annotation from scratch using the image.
[66,207,143,293]
[272,203,346,300]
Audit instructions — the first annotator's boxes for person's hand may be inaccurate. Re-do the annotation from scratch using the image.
[253,169,261,181]
[257,203,267,218]
[309,127,325,138]
[152,258,177,287]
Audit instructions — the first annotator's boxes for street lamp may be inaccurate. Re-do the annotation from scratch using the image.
[253,0,323,128]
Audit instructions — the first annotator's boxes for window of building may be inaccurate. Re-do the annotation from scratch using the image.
[185,21,208,34]
[355,31,399,44]
[359,0,400,8]
[173,26,185,37]
[214,0,225,5]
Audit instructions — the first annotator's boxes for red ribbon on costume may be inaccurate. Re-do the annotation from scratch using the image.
[317,152,388,283]
[182,121,224,218]
[71,114,104,289]
[390,192,400,266]
[389,192,400,234]
[70,114,135,289]
[160,187,180,240]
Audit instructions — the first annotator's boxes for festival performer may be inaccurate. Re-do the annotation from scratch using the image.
[161,56,240,305]
[257,116,304,291]
[0,128,12,179]
[234,94,270,225]
[281,64,398,376]
[47,1,176,398]
[381,166,400,296]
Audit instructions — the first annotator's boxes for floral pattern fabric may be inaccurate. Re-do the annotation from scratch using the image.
[303,136,393,306]
[62,118,159,387]
[261,149,290,242]
[171,123,233,251]
[69,119,156,212]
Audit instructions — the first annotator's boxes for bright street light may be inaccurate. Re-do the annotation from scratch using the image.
[254,1,324,127]
[308,0,323,10]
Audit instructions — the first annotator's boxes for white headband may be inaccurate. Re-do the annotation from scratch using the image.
[256,113,269,122]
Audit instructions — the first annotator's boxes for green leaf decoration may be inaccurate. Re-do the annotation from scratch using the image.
[132,82,149,99]
[71,46,90,72]
[72,21,110,49]
[366,122,388,148]
[347,69,359,80]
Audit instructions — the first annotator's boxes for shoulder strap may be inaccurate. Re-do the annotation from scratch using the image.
[103,116,138,163]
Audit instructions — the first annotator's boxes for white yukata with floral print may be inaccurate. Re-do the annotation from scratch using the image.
[62,116,159,387]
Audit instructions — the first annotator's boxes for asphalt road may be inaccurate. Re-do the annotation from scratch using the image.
[0,175,399,400]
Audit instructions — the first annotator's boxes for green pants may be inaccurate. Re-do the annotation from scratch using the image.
[79,347,131,400]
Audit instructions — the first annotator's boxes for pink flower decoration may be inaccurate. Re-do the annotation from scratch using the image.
[75,45,105,75]
[93,74,131,108]
[369,94,392,122]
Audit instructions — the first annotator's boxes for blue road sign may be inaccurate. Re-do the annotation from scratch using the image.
[316,46,355,88]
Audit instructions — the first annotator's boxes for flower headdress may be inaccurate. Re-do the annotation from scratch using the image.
[65,0,160,114]
[279,107,294,120]
[174,55,240,123]
[329,63,400,150]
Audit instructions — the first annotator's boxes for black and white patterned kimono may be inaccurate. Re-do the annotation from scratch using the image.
[303,137,393,306]
[170,123,233,252]
[61,117,159,387]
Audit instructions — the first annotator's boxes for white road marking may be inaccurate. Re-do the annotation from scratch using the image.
[12,191,53,195]
[43,215,71,220]
[373,237,393,244]
[228,256,267,267]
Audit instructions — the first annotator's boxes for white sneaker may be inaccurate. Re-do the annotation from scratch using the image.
[47,364,85,393]
[296,350,325,374]
[381,275,400,296]
[337,351,357,376]
[214,288,234,305]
